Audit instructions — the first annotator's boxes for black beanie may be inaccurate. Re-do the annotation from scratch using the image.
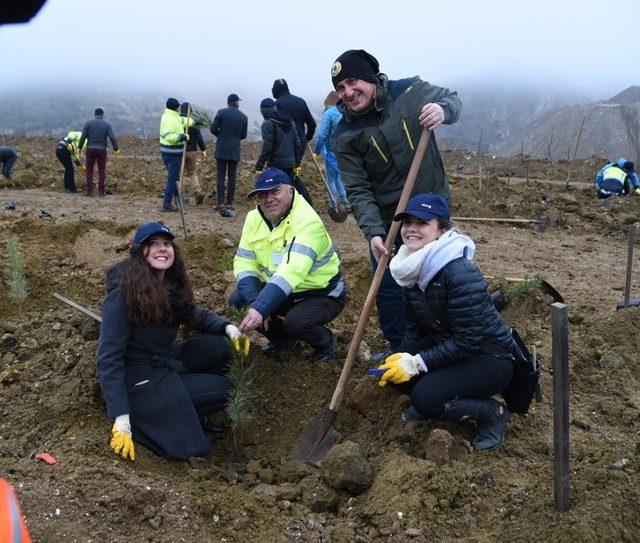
[94,107,104,116]
[331,49,379,89]
[166,98,180,110]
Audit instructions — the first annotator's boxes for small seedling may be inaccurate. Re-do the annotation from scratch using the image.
[4,236,28,311]
[505,275,543,302]
[225,333,254,457]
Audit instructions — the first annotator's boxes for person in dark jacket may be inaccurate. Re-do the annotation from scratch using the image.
[256,98,312,205]
[372,193,514,451]
[331,49,461,359]
[0,147,17,181]
[272,79,316,145]
[55,131,85,193]
[96,221,248,461]
[78,108,120,196]
[210,93,248,217]
[180,102,207,205]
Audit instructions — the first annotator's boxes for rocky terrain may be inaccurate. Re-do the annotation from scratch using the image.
[0,137,639,542]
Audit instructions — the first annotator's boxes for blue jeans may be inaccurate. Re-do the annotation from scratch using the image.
[325,153,348,207]
[369,236,405,350]
[162,152,183,208]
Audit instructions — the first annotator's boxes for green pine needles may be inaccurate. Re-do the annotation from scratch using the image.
[190,109,213,129]
[505,275,543,302]
[4,236,28,309]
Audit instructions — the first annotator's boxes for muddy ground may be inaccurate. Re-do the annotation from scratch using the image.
[0,137,638,542]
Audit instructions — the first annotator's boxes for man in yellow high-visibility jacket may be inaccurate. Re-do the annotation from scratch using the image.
[232,168,347,361]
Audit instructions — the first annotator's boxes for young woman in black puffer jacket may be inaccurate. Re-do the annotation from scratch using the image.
[374,193,514,451]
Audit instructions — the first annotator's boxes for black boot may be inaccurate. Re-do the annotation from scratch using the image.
[311,331,336,362]
[440,398,510,451]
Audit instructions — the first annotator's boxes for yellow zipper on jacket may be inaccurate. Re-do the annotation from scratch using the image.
[370,136,389,163]
[401,118,415,150]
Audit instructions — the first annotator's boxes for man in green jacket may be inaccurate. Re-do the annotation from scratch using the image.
[331,49,461,356]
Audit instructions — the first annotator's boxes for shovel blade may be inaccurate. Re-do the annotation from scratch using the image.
[292,408,342,465]
[327,204,349,223]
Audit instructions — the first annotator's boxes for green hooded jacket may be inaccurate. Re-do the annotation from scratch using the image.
[332,76,461,242]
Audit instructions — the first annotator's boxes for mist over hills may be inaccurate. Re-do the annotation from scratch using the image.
[0,83,635,160]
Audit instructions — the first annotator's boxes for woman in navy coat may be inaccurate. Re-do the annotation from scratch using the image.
[97,221,245,461]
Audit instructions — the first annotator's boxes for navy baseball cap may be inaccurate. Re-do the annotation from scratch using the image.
[247,168,292,197]
[394,193,450,222]
[133,222,175,244]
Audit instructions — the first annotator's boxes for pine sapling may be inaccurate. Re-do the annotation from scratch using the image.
[4,236,28,311]
[191,109,213,128]
[225,331,254,457]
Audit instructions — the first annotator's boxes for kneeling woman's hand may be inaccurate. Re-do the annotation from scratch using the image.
[378,353,425,387]
[110,414,135,461]
[225,324,251,356]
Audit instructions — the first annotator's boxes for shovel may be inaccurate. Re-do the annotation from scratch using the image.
[307,143,348,223]
[176,104,192,241]
[293,127,432,464]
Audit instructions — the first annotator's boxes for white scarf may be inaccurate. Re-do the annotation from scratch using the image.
[389,241,437,288]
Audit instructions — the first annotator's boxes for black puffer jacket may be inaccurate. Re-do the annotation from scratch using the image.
[401,257,512,370]
[272,79,316,142]
[256,109,303,170]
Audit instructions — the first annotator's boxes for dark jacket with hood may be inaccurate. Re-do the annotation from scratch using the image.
[272,79,316,143]
[401,257,512,371]
[96,262,231,460]
[180,102,206,153]
[256,108,303,171]
[333,76,461,242]
[210,104,248,162]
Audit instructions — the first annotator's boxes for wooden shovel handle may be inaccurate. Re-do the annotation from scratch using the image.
[307,143,338,208]
[328,127,432,411]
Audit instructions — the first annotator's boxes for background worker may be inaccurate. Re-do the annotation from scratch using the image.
[55,130,85,193]
[313,90,349,211]
[231,168,346,361]
[331,49,461,359]
[595,158,640,198]
[376,193,514,451]
[180,101,207,205]
[255,98,312,205]
[78,107,119,196]
[210,93,248,218]
[97,221,246,461]
[271,78,316,149]
[0,147,17,181]
[159,98,193,212]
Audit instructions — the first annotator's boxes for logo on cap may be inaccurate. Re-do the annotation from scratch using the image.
[331,61,342,78]
[421,203,432,209]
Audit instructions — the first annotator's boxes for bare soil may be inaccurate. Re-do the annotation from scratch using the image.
[0,137,638,542]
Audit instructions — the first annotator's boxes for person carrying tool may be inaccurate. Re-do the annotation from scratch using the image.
[372,193,514,451]
[78,107,119,196]
[256,98,313,205]
[231,168,347,361]
[55,131,85,193]
[97,221,248,461]
[159,98,194,212]
[180,102,207,205]
[331,49,461,360]
[210,93,248,218]
[0,147,17,181]
[313,90,349,212]
[595,158,640,198]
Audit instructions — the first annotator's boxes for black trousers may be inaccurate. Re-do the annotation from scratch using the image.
[1,154,17,180]
[216,159,238,205]
[282,167,314,207]
[229,290,345,350]
[171,334,233,417]
[394,353,514,418]
[56,146,76,191]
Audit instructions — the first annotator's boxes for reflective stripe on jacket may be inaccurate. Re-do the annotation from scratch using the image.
[159,109,194,153]
[234,191,345,318]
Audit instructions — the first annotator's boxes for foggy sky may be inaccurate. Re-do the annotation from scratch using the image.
[2,0,639,102]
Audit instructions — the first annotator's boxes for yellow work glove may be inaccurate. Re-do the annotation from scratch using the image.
[312,152,322,161]
[114,149,121,156]
[635,188,640,195]
[226,324,250,355]
[66,143,73,152]
[200,151,207,158]
[110,414,135,461]
[378,352,425,387]
[293,165,302,176]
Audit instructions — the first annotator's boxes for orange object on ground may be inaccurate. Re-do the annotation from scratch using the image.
[35,453,57,465]
[0,478,32,542]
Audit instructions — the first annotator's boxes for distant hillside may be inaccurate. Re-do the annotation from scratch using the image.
[495,86,640,160]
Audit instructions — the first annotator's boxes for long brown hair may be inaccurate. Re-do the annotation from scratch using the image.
[117,238,194,324]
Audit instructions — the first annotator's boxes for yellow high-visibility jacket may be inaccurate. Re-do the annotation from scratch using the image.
[159,109,194,152]
[234,191,346,317]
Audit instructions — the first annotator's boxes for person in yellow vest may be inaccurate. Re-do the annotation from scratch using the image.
[595,158,640,198]
[55,130,86,192]
[232,168,347,361]
[159,98,194,212]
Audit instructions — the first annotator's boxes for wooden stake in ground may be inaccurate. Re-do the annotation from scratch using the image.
[551,302,570,513]
[565,115,587,190]
[176,104,192,241]
[624,223,636,308]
